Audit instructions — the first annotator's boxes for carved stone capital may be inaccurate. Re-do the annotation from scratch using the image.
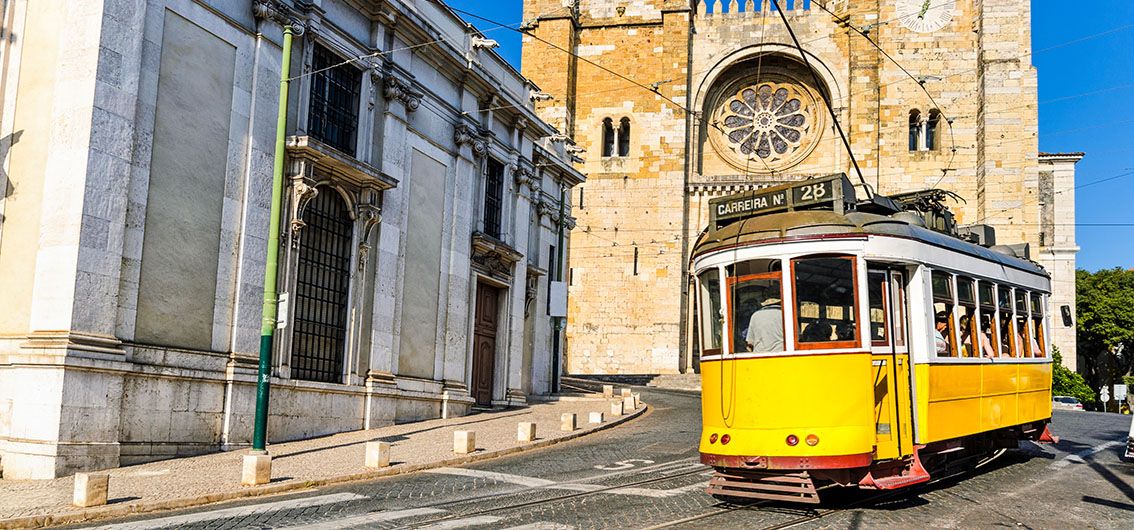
[514,115,530,131]
[252,1,306,33]
[455,122,489,158]
[564,215,577,230]
[382,74,422,112]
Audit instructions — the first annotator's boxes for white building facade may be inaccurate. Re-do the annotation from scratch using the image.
[0,0,582,479]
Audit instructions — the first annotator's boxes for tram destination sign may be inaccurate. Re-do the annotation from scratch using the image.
[709,174,856,227]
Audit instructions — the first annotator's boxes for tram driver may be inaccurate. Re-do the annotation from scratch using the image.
[745,292,783,353]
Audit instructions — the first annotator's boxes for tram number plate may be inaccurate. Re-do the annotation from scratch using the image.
[792,180,835,207]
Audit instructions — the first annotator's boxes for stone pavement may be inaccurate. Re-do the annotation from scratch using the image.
[0,393,645,529]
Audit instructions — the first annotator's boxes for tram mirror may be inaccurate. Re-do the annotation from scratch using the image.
[1061,305,1073,327]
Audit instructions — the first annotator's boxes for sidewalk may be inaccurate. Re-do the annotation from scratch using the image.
[0,392,645,529]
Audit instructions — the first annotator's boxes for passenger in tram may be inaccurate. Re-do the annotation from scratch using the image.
[800,319,833,342]
[835,322,856,341]
[745,294,783,353]
[979,321,997,358]
[933,311,950,355]
[960,315,997,358]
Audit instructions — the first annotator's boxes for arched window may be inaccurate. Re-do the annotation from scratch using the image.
[618,117,631,157]
[908,110,921,151]
[601,118,615,157]
[292,188,353,383]
[925,110,941,150]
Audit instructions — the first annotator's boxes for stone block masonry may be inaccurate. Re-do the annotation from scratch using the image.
[522,0,1078,375]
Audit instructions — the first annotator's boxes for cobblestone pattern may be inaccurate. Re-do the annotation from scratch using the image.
[57,395,1134,530]
[0,396,637,523]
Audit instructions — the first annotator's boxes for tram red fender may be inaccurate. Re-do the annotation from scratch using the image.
[858,446,931,490]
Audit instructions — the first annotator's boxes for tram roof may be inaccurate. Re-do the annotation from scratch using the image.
[693,197,1048,278]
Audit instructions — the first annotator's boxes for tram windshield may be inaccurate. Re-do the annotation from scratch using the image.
[792,256,858,348]
[726,259,784,354]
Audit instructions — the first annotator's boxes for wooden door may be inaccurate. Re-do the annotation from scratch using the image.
[472,282,500,406]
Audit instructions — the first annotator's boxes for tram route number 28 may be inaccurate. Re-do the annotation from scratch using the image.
[793,181,833,205]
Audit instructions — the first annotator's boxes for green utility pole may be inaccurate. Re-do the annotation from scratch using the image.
[551,185,566,393]
[252,24,294,453]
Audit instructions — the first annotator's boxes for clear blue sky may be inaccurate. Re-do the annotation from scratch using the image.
[444,1,1134,272]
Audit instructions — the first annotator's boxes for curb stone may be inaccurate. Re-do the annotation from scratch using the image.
[0,404,648,530]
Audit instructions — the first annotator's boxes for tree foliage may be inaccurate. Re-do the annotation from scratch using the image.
[1076,268,1134,392]
[1052,346,1094,405]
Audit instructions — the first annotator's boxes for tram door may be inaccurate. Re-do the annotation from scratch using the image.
[868,268,915,460]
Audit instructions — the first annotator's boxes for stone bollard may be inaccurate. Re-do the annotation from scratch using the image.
[517,422,537,442]
[454,430,475,454]
[365,441,391,468]
[602,384,614,398]
[621,388,632,397]
[561,413,577,431]
[241,454,272,486]
[633,393,641,408]
[611,400,624,416]
[589,412,604,424]
[72,473,109,508]
[623,395,635,412]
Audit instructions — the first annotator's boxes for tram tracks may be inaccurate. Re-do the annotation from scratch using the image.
[644,447,1012,530]
[383,464,710,530]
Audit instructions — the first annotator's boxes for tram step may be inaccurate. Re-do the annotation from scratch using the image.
[705,471,820,504]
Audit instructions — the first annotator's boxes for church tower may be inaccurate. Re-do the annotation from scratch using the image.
[522,0,1076,374]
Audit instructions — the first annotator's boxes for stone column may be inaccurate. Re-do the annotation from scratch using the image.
[0,0,148,479]
[504,164,535,405]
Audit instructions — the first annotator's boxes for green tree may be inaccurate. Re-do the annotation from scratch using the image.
[1076,268,1134,400]
[1052,346,1094,406]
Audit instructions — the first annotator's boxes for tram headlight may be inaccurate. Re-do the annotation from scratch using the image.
[806,434,820,446]
[721,434,731,445]
[709,433,718,444]
[785,434,799,446]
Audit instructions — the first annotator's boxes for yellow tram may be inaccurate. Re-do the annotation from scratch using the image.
[692,174,1056,503]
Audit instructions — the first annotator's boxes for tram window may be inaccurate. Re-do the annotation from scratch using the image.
[792,257,857,348]
[1030,293,1046,357]
[727,266,784,354]
[997,285,1015,357]
[931,271,957,357]
[891,272,907,348]
[1015,290,1032,358]
[957,278,979,358]
[868,272,889,345]
[698,269,723,354]
[978,282,999,358]
[730,275,784,354]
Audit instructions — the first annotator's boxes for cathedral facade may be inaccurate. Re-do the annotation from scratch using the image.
[521,0,1079,374]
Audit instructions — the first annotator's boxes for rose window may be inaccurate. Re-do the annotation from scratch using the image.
[718,82,813,164]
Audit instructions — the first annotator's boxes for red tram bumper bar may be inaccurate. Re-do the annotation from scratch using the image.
[700,452,873,470]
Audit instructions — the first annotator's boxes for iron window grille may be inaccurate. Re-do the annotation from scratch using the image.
[483,158,504,238]
[309,44,361,156]
[291,189,353,384]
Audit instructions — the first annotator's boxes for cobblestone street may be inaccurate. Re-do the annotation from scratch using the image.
[66,389,1134,530]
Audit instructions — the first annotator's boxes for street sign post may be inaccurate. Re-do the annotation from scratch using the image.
[1100,386,1110,405]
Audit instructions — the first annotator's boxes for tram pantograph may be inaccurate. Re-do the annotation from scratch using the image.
[693,174,1056,503]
